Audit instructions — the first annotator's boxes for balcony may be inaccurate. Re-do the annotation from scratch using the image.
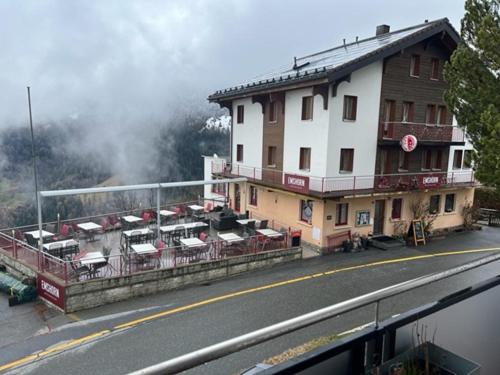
[212,161,476,197]
[378,121,465,144]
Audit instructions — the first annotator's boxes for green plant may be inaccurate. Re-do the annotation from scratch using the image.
[462,199,480,230]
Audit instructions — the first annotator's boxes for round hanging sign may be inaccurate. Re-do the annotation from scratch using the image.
[400,134,418,152]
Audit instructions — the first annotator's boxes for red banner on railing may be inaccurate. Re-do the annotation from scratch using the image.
[37,274,65,310]
[418,174,444,188]
[284,174,310,194]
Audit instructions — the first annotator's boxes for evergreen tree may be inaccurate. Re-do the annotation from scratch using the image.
[444,0,500,188]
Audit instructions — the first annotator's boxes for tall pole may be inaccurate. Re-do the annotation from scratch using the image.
[27,87,39,211]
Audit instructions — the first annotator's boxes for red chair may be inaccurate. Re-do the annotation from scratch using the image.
[142,212,151,226]
[199,232,208,241]
[204,203,213,213]
[100,218,110,232]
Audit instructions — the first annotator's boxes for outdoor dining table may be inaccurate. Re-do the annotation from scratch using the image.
[178,237,208,263]
[218,232,245,257]
[236,219,261,226]
[160,222,208,239]
[256,228,282,238]
[130,243,157,255]
[79,251,107,278]
[188,204,204,212]
[25,230,54,240]
[122,228,153,237]
[217,232,244,243]
[159,210,176,217]
[77,222,103,242]
[122,215,143,224]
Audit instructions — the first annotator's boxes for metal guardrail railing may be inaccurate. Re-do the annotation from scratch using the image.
[128,251,500,375]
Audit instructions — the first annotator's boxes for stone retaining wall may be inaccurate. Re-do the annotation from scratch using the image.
[64,247,302,312]
[0,252,38,279]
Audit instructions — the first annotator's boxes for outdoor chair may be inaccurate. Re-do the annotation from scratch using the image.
[91,247,112,277]
[259,220,268,229]
[204,203,213,213]
[246,221,256,236]
[256,235,272,252]
[46,223,57,234]
[142,212,151,227]
[47,243,63,258]
[70,260,91,281]
[238,213,248,220]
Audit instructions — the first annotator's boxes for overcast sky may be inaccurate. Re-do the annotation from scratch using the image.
[0,0,465,128]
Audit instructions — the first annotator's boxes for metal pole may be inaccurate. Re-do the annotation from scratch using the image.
[374,301,380,329]
[27,87,39,212]
[156,186,161,243]
[37,191,43,270]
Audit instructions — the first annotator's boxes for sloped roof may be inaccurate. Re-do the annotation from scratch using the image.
[209,18,460,102]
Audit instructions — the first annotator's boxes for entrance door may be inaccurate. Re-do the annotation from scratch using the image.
[234,184,241,212]
[373,200,385,235]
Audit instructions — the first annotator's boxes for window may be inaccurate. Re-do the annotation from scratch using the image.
[398,150,409,171]
[301,96,313,120]
[249,185,258,206]
[236,144,244,162]
[340,148,354,173]
[445,193,455,213]
[392,198,403,220]
[429,195,441,214]
[383,100,396,122]
[300,200,313,223]
[422,149,433,170]
[437,105,447,125]
[343,95,357,121]
[463,150,473,169]
[212,182,226,196]
[299,147,311,171]
[267,146,277,167]
[236,105,244,124]
[453,149,463,169]
[433,150,442,170]
[410,54,420,77]
[425,104,436,124]
[269,101,277,123]
[336,203,349,225]
[430,58,439,80]
[402,102,415,122]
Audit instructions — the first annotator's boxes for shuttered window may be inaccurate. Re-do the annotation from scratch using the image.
[336,203,349,226]
[340,148,354,173]
[299,147,311,171]
[301,96,313,120]
[236,105,244,124]
[425,105,436,124]
[398,150,409,171]
[236,144,244,162]
[269,101,277,123]
[437,105,447,125]
[430,58,439,80]
[267,146,277,167]
[402,102,414,122]
[410,55,420,77]
[453,150,463,169]
[343,96,357,121]
[392,198,402,220]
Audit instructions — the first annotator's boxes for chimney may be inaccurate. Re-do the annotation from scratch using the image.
[376,24,390,36]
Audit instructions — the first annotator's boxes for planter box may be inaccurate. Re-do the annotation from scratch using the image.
[369,342,480,375]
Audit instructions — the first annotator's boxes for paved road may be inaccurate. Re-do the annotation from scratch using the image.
[1,227,500,374]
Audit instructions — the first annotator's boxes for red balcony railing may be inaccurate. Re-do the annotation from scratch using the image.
[379,121,465,143]
[212,161,476,195]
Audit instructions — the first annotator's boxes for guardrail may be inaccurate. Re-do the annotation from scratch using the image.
[378,121,465,143]
[212,160,476,194]
[128,251,500,375]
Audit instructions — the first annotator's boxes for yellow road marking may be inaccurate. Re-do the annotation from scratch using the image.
[1,246,499,372]
[0,330,109,372]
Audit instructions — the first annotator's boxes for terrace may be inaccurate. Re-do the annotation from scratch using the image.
[212,160,476,198]
[0,200,298,286]
[378,121,465,144]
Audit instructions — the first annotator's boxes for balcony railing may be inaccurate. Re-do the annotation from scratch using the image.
[378,121,465,143]
[212,161,476,195]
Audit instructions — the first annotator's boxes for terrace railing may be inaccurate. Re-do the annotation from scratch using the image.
[0,230,292,285]
[378,121,465,143]
[212,161,476,195]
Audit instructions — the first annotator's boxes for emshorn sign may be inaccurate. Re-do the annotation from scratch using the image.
[284,174,310,194]
[37,274,65,310]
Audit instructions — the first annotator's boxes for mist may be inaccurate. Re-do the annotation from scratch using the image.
[0,0,465,187]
